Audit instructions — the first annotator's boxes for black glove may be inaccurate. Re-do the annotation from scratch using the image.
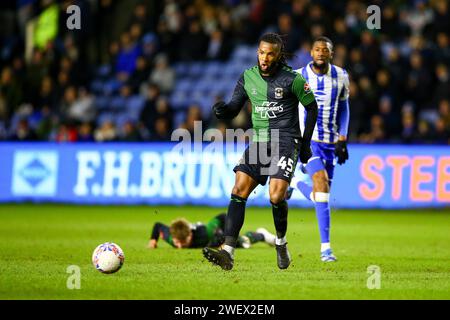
[335,140,349,165]
[212,101,227,119]
[299,141,312,164]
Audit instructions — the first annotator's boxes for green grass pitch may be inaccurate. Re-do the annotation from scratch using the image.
[0,204,449,300]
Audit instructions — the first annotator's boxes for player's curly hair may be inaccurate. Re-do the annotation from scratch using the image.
[258,32,292,66]
[169,218,191,241]
[313,36,334,50]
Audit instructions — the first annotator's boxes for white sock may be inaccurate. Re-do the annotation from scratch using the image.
[275,236,287,246]
[223,245,235,258]
[321,242,331,252]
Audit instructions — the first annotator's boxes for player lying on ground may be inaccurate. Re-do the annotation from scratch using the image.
[203,33,318,270]
[148,213,276,249]
[286,36,350,262]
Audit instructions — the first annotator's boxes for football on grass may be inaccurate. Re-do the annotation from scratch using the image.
[92,242,125,274]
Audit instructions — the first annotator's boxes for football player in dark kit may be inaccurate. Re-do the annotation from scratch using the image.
[202,33,318,270]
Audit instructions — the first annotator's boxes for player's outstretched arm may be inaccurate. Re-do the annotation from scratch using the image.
[212,74,248,119]
[335,99,349,165]
[335,71,350,165]
[148,222,171,249]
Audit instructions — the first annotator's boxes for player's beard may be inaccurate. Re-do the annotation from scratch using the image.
[258,59,280,76]
[312,60,329,73]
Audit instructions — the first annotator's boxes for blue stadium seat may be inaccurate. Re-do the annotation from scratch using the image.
[103,79,122,96]
[190,90,204,103]
[174,62,189,78]
[232,45,251,61]
[90,80,104,94]
[97,112,115,126]
[231,45,257,62]
[174,79,194,92]
[95,96,110,110]
[124,96,145,121]
[115,113,133,129]
[193,79,214,93]
[170,91,189,110]
[174,111,186,129]
[126,95,145,112]
[96,65,112,78]
[198,96,214,118]
[188,62,204,78]
[109,96,126,111]
[8,114,26,133]
[204,61,223,77]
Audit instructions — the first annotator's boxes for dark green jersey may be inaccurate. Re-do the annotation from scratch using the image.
[150,214,226,248]
[229,65,315,142]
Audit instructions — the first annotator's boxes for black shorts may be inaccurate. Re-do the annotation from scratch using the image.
[233,137,300,186]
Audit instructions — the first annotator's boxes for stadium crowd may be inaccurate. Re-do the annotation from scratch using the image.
[0,0,448,144]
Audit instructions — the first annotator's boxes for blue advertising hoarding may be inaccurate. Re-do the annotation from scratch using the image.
[0,143,449,208]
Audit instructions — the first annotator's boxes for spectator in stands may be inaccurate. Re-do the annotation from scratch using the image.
[432,0,449,35]
[128,56,150,94]
[67,87,96,123]
[35,105,55,140]
[401,108,416,144]
[54,122,78,142]
[179,20,209,61]
[94,119,117,142]
[275,13,301,54]
[77,122,95,142]
[379,95,399,140]
[58,85,77,121]
[406,51,432,108]
[151,117,171,141]
[1,67,23,121]
[0,92,7,123]
[438,99,450,128]
[182,104,203,140]
[149,53,175,94]
[433,117,450,144]
[120,120,142,142]
[206,29,232,61]
[34,76,57,112]
[128,2,154,34]
[359,115,386,144]
[434,64,449,105]
[139,83,160,133]
[9,118,37,141]
[415,119,434,144]
[115,32,142,79]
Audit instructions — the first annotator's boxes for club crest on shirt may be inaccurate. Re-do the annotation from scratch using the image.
[304,82,311,94]
[274,87,283,99]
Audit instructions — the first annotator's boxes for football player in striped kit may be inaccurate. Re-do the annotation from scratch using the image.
[289,36,350,262]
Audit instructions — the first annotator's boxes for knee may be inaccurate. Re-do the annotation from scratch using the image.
[232,185,248,199]
[270,192,285,205]
[312,172,329,192]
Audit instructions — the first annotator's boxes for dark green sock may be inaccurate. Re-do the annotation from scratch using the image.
[271,200,288,238]
[224,194,247,247]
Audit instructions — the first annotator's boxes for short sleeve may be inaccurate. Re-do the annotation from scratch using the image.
[292,74,315,106]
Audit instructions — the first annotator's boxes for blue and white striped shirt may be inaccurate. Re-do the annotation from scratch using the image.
[296,62,350,144]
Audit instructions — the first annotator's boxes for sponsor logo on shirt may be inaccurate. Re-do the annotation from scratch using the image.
[255,101,284,119]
